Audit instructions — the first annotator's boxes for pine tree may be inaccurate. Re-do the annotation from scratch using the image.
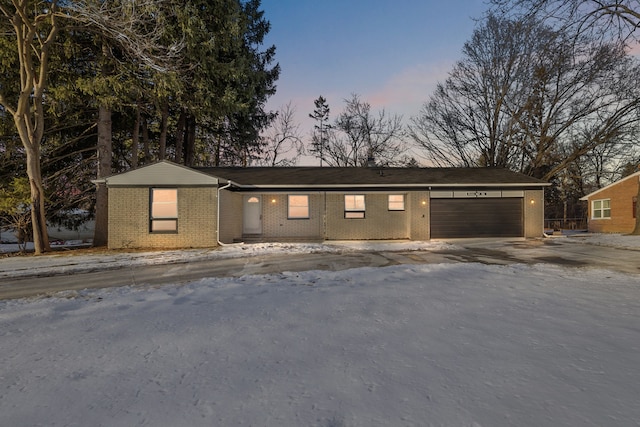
[309,96,331,166]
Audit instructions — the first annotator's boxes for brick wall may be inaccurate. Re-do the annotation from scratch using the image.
[261,193,323,239]
[325,193,410,240]
[108,187,217,249]
[219,190,243,243]
[409,191,430,240]
[587,177,638,233]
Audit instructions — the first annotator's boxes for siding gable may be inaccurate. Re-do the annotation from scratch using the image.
[101,161,218,187]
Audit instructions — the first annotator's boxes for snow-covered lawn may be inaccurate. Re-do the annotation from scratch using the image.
[568,233,640,250]
[1,260,639,426]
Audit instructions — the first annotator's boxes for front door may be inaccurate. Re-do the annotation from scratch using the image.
[243,195,262,234]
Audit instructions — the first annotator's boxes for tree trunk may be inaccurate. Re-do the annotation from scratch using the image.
[131,105,140,169]
[93,104,112,247]
[12,115,50,254]
[159,100,169,160]
[184,115,196,166]
[25,143,50,254]
[3,3,59,254]
[175,110,186,164]
[142,116,150,164]
[214,135,222,166]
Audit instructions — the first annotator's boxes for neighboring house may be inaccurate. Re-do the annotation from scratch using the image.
[580,171,639,234]
[95,161,549,249]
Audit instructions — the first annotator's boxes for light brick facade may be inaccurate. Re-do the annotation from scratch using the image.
[108,187,217,249]
[218,191,434,242]
[214,189,544,243]
[261,193,324,240]
[102,162,548,248]
[524,190,545,238]
[218,190,243,243]
[583,173,639,234]
[108,187,545,248]
[409,191,431,240]
[325,193,411,240]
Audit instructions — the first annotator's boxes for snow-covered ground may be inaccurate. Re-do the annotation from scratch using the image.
[0,241,453,279]
[2,233,640,279]
[1,239,640,426]
[567,232,640,250]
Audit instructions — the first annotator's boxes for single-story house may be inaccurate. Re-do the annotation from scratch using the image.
[95,161,549,249]
[579,171,639,234]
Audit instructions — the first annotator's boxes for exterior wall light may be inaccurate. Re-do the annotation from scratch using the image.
[530,199,535,205]
[271,198,277,204]
[421,200,427,206]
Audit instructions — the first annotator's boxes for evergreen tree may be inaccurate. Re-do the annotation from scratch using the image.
[308,96,331,166]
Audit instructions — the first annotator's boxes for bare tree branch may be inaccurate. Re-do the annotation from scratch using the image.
[258,102,304,166]
[63,0,183,72]
[327,94,405,167]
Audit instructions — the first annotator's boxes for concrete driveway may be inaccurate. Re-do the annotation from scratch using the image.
[431,237,640,274]
[0,237,638,300]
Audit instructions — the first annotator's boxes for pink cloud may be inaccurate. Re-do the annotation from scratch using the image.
[626,41,640,57]
[365,61,453,118]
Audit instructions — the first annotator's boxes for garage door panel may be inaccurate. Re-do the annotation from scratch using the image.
[431,198,523,238]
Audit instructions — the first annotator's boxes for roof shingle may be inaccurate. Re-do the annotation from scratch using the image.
[195,166,548,188]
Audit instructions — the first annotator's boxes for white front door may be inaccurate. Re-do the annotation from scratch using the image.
[243,195,262,234]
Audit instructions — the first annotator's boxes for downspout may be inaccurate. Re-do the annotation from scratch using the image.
[323,191,328,241]
[217,180,234,246]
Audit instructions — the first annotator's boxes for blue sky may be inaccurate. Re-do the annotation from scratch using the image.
[261,0,491,139]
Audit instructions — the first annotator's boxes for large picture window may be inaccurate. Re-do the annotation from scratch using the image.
[345,195,365,219]
[388,194,405,211]
[288,195,309,219]
[592,199,611,219]
[150,188,178,232]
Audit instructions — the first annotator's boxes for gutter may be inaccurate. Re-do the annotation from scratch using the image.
[231,183,551,190]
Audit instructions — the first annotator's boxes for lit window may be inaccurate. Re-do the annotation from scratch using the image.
[388,194,405,211]
[288,195,309,219]
[592,199,611,219]
[150,188,178,232]
[345,195,365,219]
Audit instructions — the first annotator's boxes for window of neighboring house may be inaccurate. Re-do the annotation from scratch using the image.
[345,195,365,219]
[288,195,309,219]
[150,188,178,232]
[592,199,611,219]
[634,197,637,219]
[388,194,405,211]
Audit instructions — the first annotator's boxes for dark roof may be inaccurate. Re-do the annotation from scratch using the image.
[195,166,548,189]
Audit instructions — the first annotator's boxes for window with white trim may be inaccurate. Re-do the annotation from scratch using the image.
[345,195,365,219]
[288,195,309,219]
[592,199,611,219]
[388,194,405,211]
[150,188,178,232]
